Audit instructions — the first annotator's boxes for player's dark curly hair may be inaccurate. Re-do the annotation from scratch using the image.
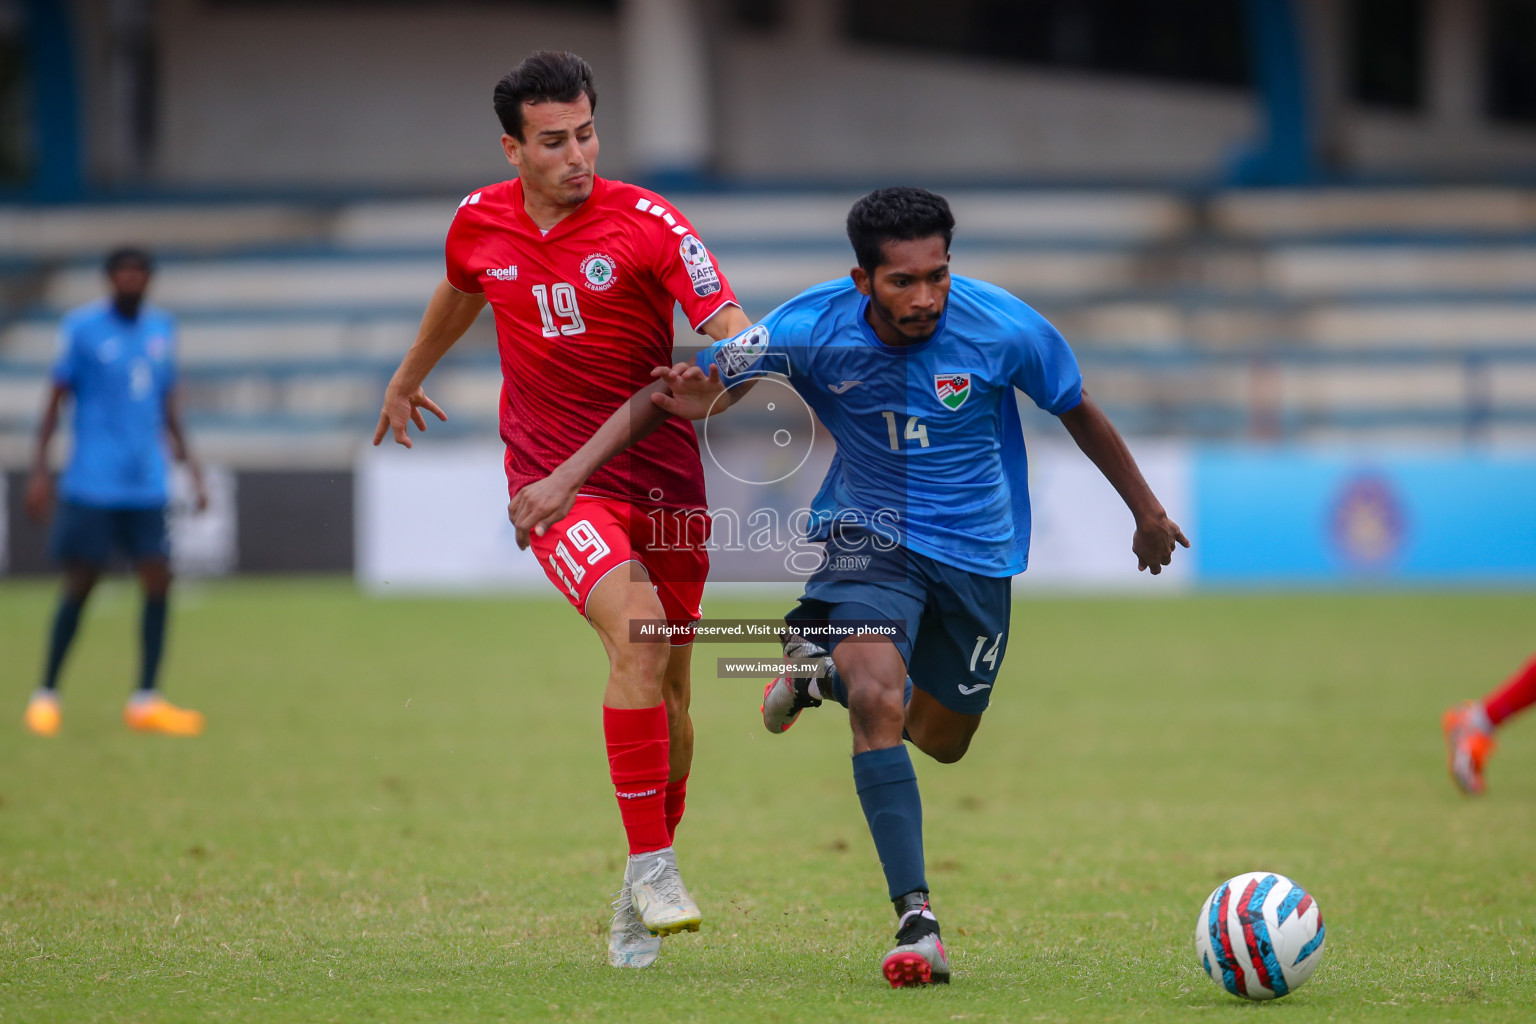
[846,187,955,272]
[493,51,599,141]
[104,246,153,273]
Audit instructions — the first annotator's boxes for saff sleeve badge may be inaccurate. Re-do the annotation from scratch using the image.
[679,234,721,296]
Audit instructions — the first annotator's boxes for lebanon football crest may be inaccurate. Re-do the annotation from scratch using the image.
[935,373,971,410]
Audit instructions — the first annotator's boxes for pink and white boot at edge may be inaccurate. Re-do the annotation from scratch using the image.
[882,932,951,987]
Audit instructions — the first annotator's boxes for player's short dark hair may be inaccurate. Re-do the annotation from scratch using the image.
[104,246,153,274]
[846,187,956,272]
[493,51,599,141]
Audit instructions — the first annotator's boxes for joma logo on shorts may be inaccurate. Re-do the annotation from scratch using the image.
[828,554,872,572]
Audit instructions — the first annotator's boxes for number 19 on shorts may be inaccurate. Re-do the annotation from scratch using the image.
[547,519,611,598]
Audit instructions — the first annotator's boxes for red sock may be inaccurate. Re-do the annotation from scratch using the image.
[1484,654,1536,727]
[665,773,689,843]
[604,705,671,855]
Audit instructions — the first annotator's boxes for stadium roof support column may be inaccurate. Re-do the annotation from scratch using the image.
[1295,0,1345,171]
[620,0,712,181]
[24,0,84,199]
[1231,0,1318,185]
[1426,0,1484,132]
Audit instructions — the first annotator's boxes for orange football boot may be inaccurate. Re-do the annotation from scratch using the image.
[23,691,62,737]
[1442,701,1495,795]
[124,693,205,736]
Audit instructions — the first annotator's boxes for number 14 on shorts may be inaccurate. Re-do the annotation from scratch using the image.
[970,632,1003,672]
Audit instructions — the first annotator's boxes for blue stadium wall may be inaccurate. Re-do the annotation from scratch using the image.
[3,452,1534,585]
[1192,449,1536,587]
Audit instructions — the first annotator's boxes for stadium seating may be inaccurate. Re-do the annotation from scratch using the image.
[3,187,1536,460]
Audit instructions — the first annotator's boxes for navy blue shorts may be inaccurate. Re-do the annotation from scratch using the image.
[784,528,1011,715]
[48,501,170,566]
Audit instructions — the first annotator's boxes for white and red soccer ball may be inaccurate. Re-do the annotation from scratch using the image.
[1194,872,1326,1000]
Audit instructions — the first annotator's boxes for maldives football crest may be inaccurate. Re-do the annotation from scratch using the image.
[935,373,971,410]
[580,252,618,291]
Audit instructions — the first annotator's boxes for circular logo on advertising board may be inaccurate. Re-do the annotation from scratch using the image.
[1329,472,1406,567]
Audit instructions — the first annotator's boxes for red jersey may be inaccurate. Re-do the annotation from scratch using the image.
[444,176,738,510]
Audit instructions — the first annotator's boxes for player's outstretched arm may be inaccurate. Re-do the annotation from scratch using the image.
[508,373,675,548]
[651,363,736,420]
[1057,391,1190,574]
[373,279,486,448]
[25,383,67,523]
[507,363,743,548]
[163,385,207,512]
[507,305,754,547]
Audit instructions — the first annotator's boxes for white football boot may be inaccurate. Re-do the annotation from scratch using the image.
[882,892,951,987]
[629,848,703,937]
[607,880,662,968]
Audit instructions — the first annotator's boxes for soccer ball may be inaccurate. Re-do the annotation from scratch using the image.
[1194,871,1325,1000]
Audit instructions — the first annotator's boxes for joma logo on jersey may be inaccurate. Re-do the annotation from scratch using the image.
[935,373,971,410]
[486,265,518,281]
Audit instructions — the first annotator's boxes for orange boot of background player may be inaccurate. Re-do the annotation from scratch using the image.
[23,691,62,737]
[124,692,205,736]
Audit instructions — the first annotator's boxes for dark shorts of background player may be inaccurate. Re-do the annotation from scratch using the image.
[783,527,1011,716]
[48,500,170,566]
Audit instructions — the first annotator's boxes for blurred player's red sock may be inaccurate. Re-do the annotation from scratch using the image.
[665,773,688,843]
[604,705,671,855]
[1484,654,1536,726]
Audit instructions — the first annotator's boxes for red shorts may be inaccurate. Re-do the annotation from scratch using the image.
[529,496,711,645]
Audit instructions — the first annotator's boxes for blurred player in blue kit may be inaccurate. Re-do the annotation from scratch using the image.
[512,187,1189,986]
[22,247,207,738]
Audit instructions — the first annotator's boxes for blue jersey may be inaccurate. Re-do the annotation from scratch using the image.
[698,276,1083,577]
[51,300,178,508]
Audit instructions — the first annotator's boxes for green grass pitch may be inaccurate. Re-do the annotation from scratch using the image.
[1,579,1533,1022]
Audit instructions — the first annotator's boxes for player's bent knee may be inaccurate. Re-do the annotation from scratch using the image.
[921,734,972,764]
[614,638,670,683]
[845,674,907,745]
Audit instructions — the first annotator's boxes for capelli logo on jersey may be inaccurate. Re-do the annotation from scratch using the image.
[486,266,518,281]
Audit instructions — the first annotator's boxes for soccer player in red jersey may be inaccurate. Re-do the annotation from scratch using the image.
[1443,654,1536,795]
[373,51,751,968]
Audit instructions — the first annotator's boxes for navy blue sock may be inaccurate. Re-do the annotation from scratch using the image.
[852,744,927,901]
[821,666,911,709]
[42,596,85,691]
[823,666,850,707]
[139,596,167,692]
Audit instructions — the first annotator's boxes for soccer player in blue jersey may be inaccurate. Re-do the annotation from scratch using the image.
[22,247,207,738]
[510,187,1189,986]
